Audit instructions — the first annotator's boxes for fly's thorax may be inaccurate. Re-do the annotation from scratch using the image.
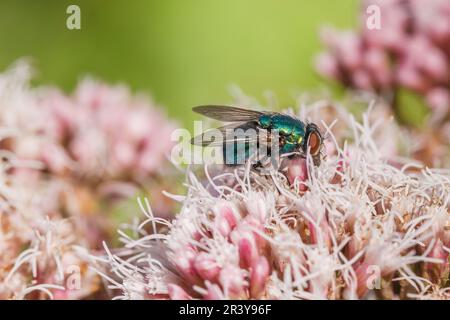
[258,114,272,128]
[292,124,305,139]
[282,118,305,148]
[270,115,292,135]
[286,131,304,145]
[258,114,306,156]
[280,142,297,154]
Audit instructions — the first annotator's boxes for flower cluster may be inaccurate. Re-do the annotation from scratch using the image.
[99,103,450,300]
[0,160,101,299]
[0,61,176,185]
[316,0,450,123]
[0,61,176,299]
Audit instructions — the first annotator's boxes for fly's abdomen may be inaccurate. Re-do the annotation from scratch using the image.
[223,141,256,165]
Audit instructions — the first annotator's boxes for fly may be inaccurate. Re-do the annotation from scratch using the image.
[191,105,324,167]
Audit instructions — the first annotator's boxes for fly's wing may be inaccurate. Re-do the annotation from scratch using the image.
[193,105,266,122]
[191,122,262,147]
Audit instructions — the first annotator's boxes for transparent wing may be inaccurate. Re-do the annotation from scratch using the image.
[193,105,266,122]
[191,122,271,147]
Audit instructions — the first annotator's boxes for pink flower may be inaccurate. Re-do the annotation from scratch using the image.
[99,105,450,300]
[317,0,450,126]
[0,65,177,184]
[0,62,177,299]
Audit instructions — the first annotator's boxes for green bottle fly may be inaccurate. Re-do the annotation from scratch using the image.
[191,105,323,167]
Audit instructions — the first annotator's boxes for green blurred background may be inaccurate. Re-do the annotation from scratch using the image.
[0,0,357,125]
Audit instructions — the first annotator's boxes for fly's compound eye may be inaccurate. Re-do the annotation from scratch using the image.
[307,131,322,156]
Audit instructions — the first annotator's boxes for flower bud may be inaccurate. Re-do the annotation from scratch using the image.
[250,257,270,299]
[168,284,192,300]
[194,253,220,282]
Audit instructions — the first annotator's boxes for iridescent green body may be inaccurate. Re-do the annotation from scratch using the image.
[258,114,306,154]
